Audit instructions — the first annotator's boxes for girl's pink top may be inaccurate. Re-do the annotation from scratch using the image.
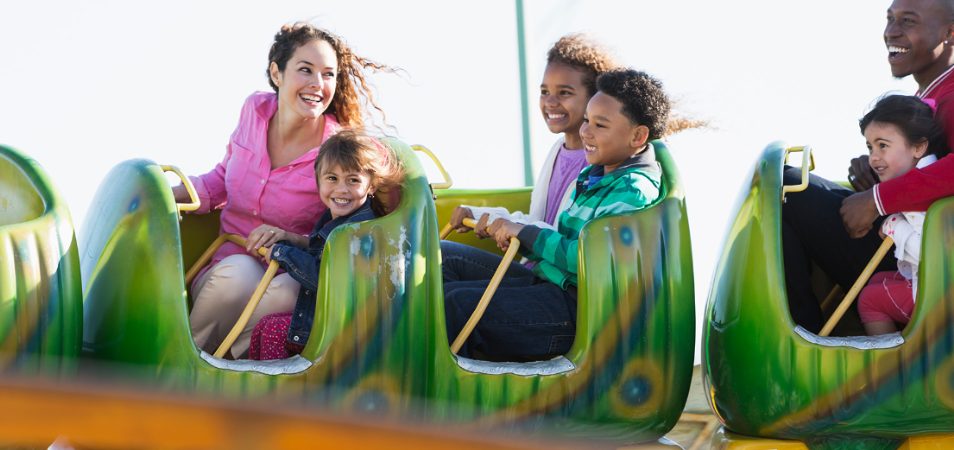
[190,91,342,272]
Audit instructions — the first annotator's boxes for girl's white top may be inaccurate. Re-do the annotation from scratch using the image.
[881,154,938,300]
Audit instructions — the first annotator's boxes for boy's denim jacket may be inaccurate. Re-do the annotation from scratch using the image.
[269,201,378,351]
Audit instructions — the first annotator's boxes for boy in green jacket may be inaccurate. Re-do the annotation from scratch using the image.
[443,68,669,361]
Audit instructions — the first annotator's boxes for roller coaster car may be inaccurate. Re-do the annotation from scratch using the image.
[0,145,81,374]
[78,138,693,444]
[703,142,954,449]
[431,140,694,442]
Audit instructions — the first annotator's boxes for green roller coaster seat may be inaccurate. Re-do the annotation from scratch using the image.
[704,141,954,449]
[0,145,81,374]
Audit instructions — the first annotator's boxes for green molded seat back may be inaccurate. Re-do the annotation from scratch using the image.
[0,152,44,226]
[0,145,81,373]
[704,141,954,445]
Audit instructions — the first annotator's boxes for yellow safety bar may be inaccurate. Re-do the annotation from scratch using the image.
[161,165,200,217]
[412,145,453,190]
[441,217,520,354]
[185,234,278,358]
[819,237,894,337]
[781,146,815,201]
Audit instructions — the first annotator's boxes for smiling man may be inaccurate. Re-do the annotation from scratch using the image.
[841,0,954,236]
[886,0,954,84]
[780,0,954,333]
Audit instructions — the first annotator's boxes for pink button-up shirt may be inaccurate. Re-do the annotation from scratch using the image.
[190,91,342,273]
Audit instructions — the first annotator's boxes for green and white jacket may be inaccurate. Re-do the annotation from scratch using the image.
[516,142,663,289]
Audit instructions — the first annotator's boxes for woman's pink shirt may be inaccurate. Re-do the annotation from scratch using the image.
[190,91,341,270]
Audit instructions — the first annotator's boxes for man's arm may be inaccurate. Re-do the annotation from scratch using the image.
[874,90,954,214]
[876,153,954,213]
[843,153,954,237]
[840,190,879,238]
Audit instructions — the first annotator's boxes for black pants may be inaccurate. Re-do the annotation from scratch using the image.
[781,166,896,333]
[440,241,577,361]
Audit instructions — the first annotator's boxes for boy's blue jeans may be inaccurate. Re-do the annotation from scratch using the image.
[440,240,576,361]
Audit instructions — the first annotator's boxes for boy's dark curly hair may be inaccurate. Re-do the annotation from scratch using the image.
[595,69,671,141]
[547,33,617,97]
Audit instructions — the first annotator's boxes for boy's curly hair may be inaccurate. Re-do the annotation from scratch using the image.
[596,69,671,141]
[547,33,618,97]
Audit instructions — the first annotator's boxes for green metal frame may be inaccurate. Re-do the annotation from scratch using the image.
[514,0,533,186]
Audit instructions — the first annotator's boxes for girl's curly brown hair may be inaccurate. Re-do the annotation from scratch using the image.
[267,22,397,129]
[549,34,704,136]
[547,33,619,97]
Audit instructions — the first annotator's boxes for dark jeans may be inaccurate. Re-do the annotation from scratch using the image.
[440,240,577,360]
[781,167,896,333]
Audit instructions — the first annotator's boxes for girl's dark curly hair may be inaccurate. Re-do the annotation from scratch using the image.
[267,22,397,129]
[860,94,949,158]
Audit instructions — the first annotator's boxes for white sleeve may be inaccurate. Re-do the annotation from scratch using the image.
[526,138,565,223]
[462,205,513,224]
[464,138,565,227]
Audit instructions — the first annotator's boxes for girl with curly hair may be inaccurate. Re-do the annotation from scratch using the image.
[446,34,618,238]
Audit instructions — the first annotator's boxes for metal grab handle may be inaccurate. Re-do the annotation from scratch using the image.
[440,215,487,240]
[781,146,815,201]
[819,284,844,312]
[440,216,483,240]
[412,144,453,190]
[819,237,894,337]
[443,217,521,354]
[214,257,278,358]
[184,233,277,358]
[184,234,267,285]
[439,222,455,240]
[161,165,201,216]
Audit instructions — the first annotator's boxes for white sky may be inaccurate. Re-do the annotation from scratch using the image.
[0,1,914,359]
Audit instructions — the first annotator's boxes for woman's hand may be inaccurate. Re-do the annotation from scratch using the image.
[848,155,878,192]
[450,206,475,233]
[487,219,524,252]
[246,224,288,253]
